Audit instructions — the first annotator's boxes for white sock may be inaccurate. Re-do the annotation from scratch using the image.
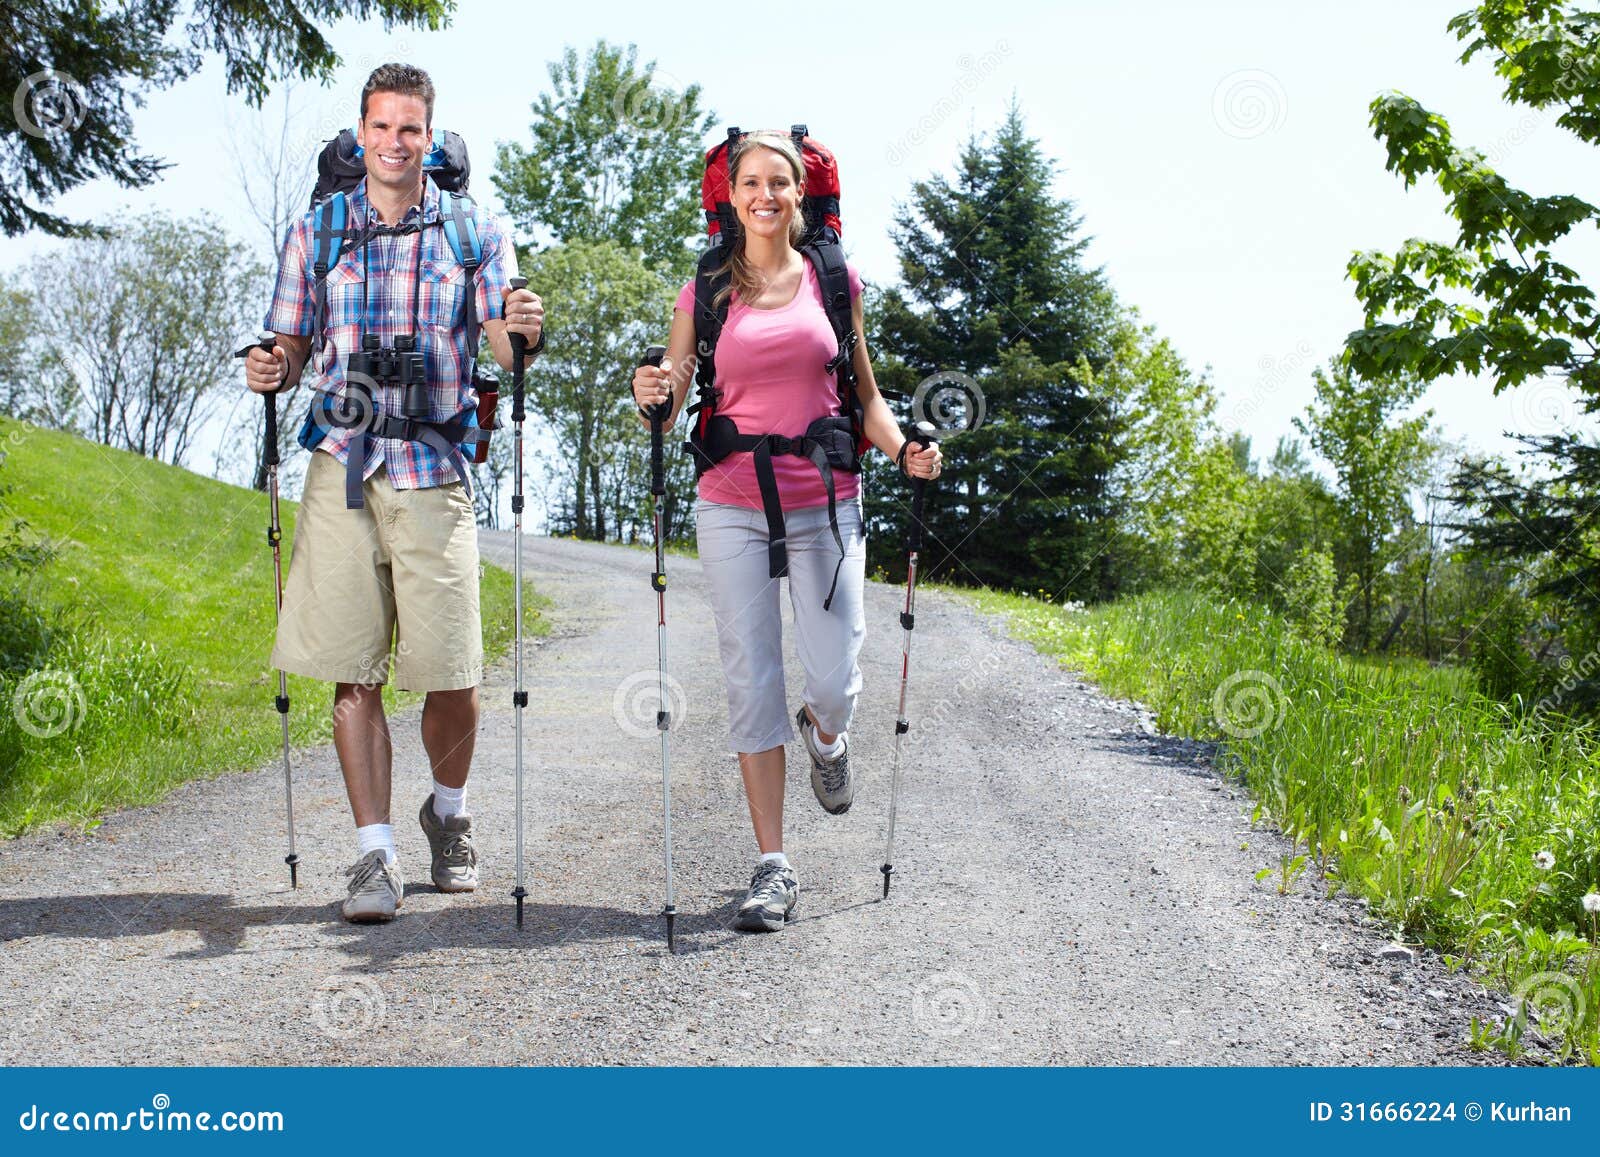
[803,709,846,758]
[814,730,845,759]
[356,823,395,864]
[761,851,790,870]
[432,780,466,819]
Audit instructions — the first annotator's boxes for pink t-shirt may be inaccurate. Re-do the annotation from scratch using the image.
[675,258,863,512]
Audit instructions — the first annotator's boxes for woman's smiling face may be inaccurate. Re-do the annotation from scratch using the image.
[732,145,802,241]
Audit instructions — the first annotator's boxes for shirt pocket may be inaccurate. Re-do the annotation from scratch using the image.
[323,255,367,331]
[419,256,468,335]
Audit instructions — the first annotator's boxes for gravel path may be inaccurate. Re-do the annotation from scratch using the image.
[0,535,1515,1065]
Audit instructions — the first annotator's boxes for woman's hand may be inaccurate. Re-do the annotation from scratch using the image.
[633,354,673,417]
[900,440,943,481]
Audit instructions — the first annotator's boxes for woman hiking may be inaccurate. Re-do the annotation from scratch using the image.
[632,130,941,932]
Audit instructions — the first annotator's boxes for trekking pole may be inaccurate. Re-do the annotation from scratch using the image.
[234,331,300,889]
[881,420,937,899]
[508,277,531,929]
[640,345,677,954]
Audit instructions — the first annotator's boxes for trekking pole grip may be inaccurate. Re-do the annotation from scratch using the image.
[508,277,529,420]
[906,420,936,553]
[641,345,668,497]
[249,332,280,467]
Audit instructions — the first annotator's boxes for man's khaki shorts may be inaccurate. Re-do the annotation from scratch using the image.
[271,449,483,692]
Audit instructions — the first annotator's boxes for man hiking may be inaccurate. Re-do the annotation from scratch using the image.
[242,63,543,923]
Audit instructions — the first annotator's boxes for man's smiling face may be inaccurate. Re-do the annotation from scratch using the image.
[356,90,429,199]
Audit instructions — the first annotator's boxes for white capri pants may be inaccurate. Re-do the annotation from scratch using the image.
[695,496,867,754]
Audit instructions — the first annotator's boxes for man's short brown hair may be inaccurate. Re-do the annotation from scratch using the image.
[360,63,435,125]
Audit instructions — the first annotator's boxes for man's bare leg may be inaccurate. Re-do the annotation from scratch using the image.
[333,682,393,826]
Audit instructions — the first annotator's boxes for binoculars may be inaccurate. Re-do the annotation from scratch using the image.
[347,333,429,418]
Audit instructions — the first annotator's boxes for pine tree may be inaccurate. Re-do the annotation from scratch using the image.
[871,103,1120,597]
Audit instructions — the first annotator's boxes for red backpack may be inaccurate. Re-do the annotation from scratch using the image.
[700,124,843,247]
[683,126,865,610]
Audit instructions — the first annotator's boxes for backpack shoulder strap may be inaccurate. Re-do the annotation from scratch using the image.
[683,245,733,470]
[437,188,485,350]
[437,188,484,268]
[803,240,859,405]
[310,193,351,355]
[690,245,731,394]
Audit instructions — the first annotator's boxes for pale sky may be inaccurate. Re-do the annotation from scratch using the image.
[9,0,1598,487]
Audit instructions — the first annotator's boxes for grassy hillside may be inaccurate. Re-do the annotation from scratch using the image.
[0,416,539,835]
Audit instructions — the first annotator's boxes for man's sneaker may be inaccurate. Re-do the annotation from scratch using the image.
[342,850,403,923]
[418,794,479,892]
[733,861,798,932]
[797,705,853,815]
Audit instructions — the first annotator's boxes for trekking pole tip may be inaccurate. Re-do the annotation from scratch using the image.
[663,906,676,955]
[512,884,527,929]
[285,853,300,889]
[880,863,893,899]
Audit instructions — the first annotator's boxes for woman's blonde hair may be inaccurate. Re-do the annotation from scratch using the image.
[713,130,807,311]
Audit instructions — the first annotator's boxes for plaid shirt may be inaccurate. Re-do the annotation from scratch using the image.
[264,178,515,490]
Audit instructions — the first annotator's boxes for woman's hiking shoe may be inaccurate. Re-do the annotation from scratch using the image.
[796,705,853,814]
[733,861,798,932]
[342,850,404,923]
[418,794,479,892]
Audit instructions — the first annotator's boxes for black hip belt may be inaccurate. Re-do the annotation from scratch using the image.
[304,389,487,510]
[687,412,860,610]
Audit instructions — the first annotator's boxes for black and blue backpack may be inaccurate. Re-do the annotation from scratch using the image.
[296,128,499,506]
[304,127,487,358]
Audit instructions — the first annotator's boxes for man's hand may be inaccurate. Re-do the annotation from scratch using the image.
[244,342,290,394]
[503,284,544,349]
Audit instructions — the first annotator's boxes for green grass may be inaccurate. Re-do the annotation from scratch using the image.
[0,416,543,836]
[969,586,1600,1065]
